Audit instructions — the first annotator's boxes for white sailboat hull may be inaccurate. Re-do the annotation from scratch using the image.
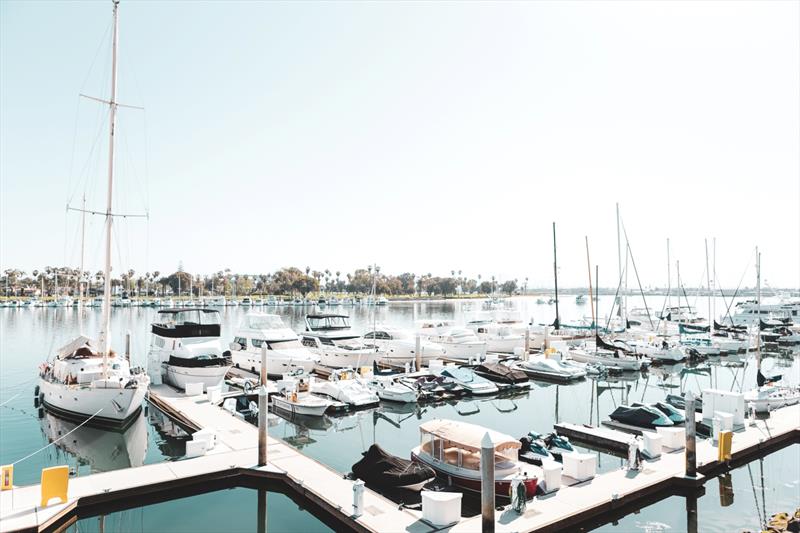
[568,349,642,371]
[39,378,147,424]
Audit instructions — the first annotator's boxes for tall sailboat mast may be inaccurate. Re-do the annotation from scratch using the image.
[99,0,121,369]
[756,247,761,371]
[616,203,623,321]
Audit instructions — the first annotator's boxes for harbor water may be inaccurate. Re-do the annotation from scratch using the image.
[1,296,798,532]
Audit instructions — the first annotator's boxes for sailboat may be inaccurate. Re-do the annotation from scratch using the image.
[37,0,150,426]
[743,250,800,414]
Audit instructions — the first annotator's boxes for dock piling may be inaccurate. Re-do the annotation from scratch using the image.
[480,432,495,532]
[524,329,531,360]
[415,335,422,372]
[352,479,364,517]
[258,344,268,467]
[685,391,697,478]
[125,330,131,358]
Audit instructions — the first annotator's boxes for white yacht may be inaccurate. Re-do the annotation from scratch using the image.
[416,320,487,360]
[514,355,587,381]
[731,297,800,325]
[148,308,231,391]
[364,375,419,403]
[37,1,149,427]
[362,326,446,365]
[230,312,319,376]
[567,345,644,372]
[300,314,381,368]
[464,318,525,354]
[205,296,226,306]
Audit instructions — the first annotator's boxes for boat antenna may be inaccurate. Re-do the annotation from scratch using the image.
[595,265,599,340]
[552,222,560,330]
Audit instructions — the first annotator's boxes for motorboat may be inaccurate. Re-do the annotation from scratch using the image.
[417,320,487,360]
[575,295,586,305]
[608,404,674,428]
[731,297,800,326]
[568,346,643,372]
[301,314,381,368]
[38,336,150,426]
[514,355,586,382]
[365,375,419,403]
[473,362,530,388]
[399,373,466,400]
[465,317,526,354]
[240,297,253,306]
[411,419,538,498]
[362,326,446,365]
[310,368,379,408]
[230,312,319,376]
[272,374,331,416]
[352,444,436,491]
[438,366,498,395]
[204,296,226,306]
[148,308,231,391]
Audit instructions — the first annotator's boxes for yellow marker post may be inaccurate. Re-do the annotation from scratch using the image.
[718,430,733,462]
[1,465,12,491]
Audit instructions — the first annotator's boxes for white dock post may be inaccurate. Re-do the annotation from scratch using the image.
[685,391,697,478]
[258,344,268,467]
[125,330,131,358]
[415,334,422,372]
[353,479,365,517]
[524,329,531,360]
[480,432,495,532]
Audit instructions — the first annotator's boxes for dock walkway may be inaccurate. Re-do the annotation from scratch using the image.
[2,388,797,533]
[1,385,430,533]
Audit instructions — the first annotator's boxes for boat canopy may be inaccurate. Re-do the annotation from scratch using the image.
[56,335,98,359]
[306,314,350,330]
[245,313,286,330]
[419,419,520,452]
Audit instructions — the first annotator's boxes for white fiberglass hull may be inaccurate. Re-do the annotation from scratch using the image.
[480,336,524,354]
[317,350,380,369]
[311,381,379,407]
[233,350,318,377]
[568,349,642,371]
[164,364,230,392]
[272,396,329,416]
[436,342,486,360]
[744,386,800,413]
[39,378,147,424]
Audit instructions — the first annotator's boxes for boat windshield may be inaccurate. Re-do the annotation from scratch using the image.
[308,315,350,330]
[158,309,220,326]
[247,315,285,330]
[267,339,304,350]
[334,337,367,350]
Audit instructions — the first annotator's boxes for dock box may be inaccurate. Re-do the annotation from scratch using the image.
[185,439,208,458]
[541,462,562,493]
[422,491,461,526]
[702,389,745,426]
[563,452,597,482]
[656,427,685,450]
[641,432,662,459]
[185,382,204,396]
[206,385,222,404]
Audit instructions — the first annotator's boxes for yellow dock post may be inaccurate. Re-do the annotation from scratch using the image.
[718,430,732,462]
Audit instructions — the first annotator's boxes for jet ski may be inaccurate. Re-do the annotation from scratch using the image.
[609,404,674,428]
[519,435,554,465]
[665,393,703,413]
[527,430,576,462]
[632,402,685,424]
[351,444,436,491]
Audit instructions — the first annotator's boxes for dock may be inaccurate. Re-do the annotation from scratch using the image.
[2,388,797,533]
[1,385,430,533]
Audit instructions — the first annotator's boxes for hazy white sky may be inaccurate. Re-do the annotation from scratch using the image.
[1,1,798,289]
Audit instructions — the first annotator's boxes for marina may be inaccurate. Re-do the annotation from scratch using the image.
[2,1,799,532]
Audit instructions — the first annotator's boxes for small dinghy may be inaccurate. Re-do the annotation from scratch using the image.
[352,444,435,491]
[514,356,586,382]
[473,363,531,388]
[609,404,674,428]
[439,366,499,395]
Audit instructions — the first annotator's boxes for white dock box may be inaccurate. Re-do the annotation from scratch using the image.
[185,382,204,396]
[185,439,208,458]
[641,432,662,459]
[206,385,222,404]
[422,491,462,526]
[541,462,562,492]
[563,452,597,482]
[656,427,685,450]
[702,389,745,426]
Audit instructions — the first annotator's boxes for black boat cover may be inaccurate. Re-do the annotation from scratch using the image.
[475,363,529,384]
[168,355,227,368]
[609,405,672,428]
[351,444,435,489]
[714,321,747,333]
[679,323,710,334]
[665,393,703,412]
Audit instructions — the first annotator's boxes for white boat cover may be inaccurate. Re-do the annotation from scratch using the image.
[419,419,520,452]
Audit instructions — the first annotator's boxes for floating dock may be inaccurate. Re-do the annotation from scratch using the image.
[1,388,797,533]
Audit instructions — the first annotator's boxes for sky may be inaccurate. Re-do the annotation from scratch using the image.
[1,1,798,289]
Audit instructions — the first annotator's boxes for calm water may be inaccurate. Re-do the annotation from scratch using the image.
[1,296,798,531]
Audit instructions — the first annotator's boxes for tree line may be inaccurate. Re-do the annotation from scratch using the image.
[1,266,522,298]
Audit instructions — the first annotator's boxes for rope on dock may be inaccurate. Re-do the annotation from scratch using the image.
[11,407,104,466]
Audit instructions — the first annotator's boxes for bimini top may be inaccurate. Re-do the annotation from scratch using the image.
[158,308,219,315]
[307,313,349,320]
[418,419,520,452]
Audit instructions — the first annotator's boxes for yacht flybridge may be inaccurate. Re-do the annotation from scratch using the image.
[148,308,231,391]
[38,0,149,426]
[231,312,319,377]
[301,314,381,369]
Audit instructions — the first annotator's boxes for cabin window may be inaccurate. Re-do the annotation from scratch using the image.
[301,337,317,348]
[365,331,389,341]
[154,337,165,348]
[234,337,247,350]
[251,338,265,348]
[320,338,335,346]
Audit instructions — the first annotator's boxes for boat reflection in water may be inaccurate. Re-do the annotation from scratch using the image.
[39,409,148,472]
